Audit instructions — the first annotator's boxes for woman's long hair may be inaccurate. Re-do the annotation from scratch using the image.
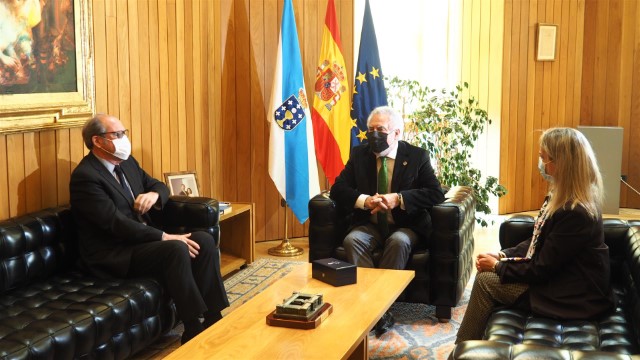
[540,127,603,218]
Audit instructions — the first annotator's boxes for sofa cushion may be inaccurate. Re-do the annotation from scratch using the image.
[484,289,636,354]
[449,341,638,360]
[0,272,175,359]
[0,208,77,293]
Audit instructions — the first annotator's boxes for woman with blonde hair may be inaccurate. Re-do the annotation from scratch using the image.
[456,127,615,343]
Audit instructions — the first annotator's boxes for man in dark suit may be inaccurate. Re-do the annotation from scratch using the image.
[331,106,445,270]
[331,106,444,335]
[70,114,229,345]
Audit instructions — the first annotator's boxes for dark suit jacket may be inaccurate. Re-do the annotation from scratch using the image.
[70,152,170,278]
[498,204,615,319]
[330,141,445,240]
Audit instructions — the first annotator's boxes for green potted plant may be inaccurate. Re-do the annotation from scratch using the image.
[386,77,507,227]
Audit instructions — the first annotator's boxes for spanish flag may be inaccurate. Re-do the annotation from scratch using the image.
[311,0,351,185]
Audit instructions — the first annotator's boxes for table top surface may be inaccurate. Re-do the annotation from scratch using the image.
[165,264,414,360]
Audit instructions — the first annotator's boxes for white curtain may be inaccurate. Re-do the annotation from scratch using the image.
[353,0,463,90]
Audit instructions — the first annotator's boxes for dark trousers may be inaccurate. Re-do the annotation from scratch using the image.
[127,231,229,322]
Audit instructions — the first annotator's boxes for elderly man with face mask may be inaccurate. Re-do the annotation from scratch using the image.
[70,114,229,345]
[330,106,445,335]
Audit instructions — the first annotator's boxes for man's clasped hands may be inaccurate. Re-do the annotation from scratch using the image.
[365,193,401,214]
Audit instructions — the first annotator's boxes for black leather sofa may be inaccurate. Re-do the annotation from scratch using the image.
[0,196,220,359]
[450,215,640,359]
[308,186,476,321]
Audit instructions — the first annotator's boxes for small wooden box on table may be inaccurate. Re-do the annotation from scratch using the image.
[218,202,255,276]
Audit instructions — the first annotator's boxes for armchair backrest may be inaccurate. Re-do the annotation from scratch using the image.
[157,196,220,249]
[308,192,350,261]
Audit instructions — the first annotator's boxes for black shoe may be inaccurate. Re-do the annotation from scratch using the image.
[181,321,204,345]
[373,311,395,337]
[203,311,223,328]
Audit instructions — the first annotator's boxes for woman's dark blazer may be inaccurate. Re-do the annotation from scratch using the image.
[497,203,615,319]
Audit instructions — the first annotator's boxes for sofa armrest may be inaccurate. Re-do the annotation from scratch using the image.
[499,215,534,249]
[308,192,349,262]
[449,341,636,360]
[159,196,220,248]
[429,186,476,310]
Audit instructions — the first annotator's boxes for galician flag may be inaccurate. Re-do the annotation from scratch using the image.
[268,0,320,224]
[311,0,351,185]
[351,0,388,147]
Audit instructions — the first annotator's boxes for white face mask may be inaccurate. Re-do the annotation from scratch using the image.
[538,157,553,182]
[103,135,132,160]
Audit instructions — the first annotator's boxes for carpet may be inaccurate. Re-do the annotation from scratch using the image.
[368,287,471,360]
[222,258,308,315]
[135,259,472,359]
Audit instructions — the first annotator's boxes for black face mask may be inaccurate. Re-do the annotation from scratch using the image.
[367,131,390,154]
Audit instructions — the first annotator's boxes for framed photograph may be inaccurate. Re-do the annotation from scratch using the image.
[0,0,95,134]
[164,171,200,197]
[536,23,558,61]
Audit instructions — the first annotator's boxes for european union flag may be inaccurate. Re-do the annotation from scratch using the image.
[350,0,388,148]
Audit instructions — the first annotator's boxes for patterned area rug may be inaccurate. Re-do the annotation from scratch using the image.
[368,285,471,360]
[222,258,308,315]
[135,259,472,359]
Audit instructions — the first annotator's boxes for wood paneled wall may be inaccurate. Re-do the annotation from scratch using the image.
[580,0,640,209]
[2,0,637,233]
[498,0,640,213]
[0,0,354,242]
[458,0,504,215]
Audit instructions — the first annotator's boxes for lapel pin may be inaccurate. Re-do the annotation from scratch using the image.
[403,161,408,166]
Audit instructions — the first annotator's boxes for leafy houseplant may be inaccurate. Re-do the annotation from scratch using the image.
[386,77,507,227]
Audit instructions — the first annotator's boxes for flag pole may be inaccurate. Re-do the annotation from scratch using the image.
[268,198,304,256]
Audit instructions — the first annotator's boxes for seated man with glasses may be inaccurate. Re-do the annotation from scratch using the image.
[70,114,229,345]
[330,106,445,336]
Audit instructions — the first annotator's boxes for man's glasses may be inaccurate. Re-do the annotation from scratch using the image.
[99,129,129,139]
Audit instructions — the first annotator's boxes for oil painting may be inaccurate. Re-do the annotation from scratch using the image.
[0,0,94,134]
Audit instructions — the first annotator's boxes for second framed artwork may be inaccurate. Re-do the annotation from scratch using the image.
[164,171,200,197]
[536,23,558,61]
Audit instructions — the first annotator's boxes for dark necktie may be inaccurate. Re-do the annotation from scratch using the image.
[114,165,148,224]
[377,157,389,236]
[114,165,134,202]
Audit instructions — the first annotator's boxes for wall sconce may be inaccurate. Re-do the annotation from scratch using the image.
[536,23,558,61]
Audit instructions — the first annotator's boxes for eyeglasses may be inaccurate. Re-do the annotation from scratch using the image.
[99,129,129,139]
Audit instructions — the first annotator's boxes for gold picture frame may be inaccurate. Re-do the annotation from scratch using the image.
[0,0,95,134]
[164,171,200,197]
[536,23,558,61]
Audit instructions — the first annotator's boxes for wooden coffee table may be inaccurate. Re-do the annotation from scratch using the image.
[165,264,414,359]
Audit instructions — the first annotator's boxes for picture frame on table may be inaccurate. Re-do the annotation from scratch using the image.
[164,171,200,197]
[0,0,95,134]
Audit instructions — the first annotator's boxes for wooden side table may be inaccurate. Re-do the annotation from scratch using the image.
[218,202,255,276]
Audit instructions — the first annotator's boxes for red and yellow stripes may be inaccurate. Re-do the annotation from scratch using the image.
[311,0,351,185]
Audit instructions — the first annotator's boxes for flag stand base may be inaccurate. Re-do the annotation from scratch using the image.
[268,239,304,257]
[268,198,304,257]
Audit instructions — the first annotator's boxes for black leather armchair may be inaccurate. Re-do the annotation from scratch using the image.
[449,215,640,359]
[308,186,476,321]
[0,196,219,359]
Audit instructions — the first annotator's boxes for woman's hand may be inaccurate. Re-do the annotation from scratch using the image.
[476,253,499,273]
